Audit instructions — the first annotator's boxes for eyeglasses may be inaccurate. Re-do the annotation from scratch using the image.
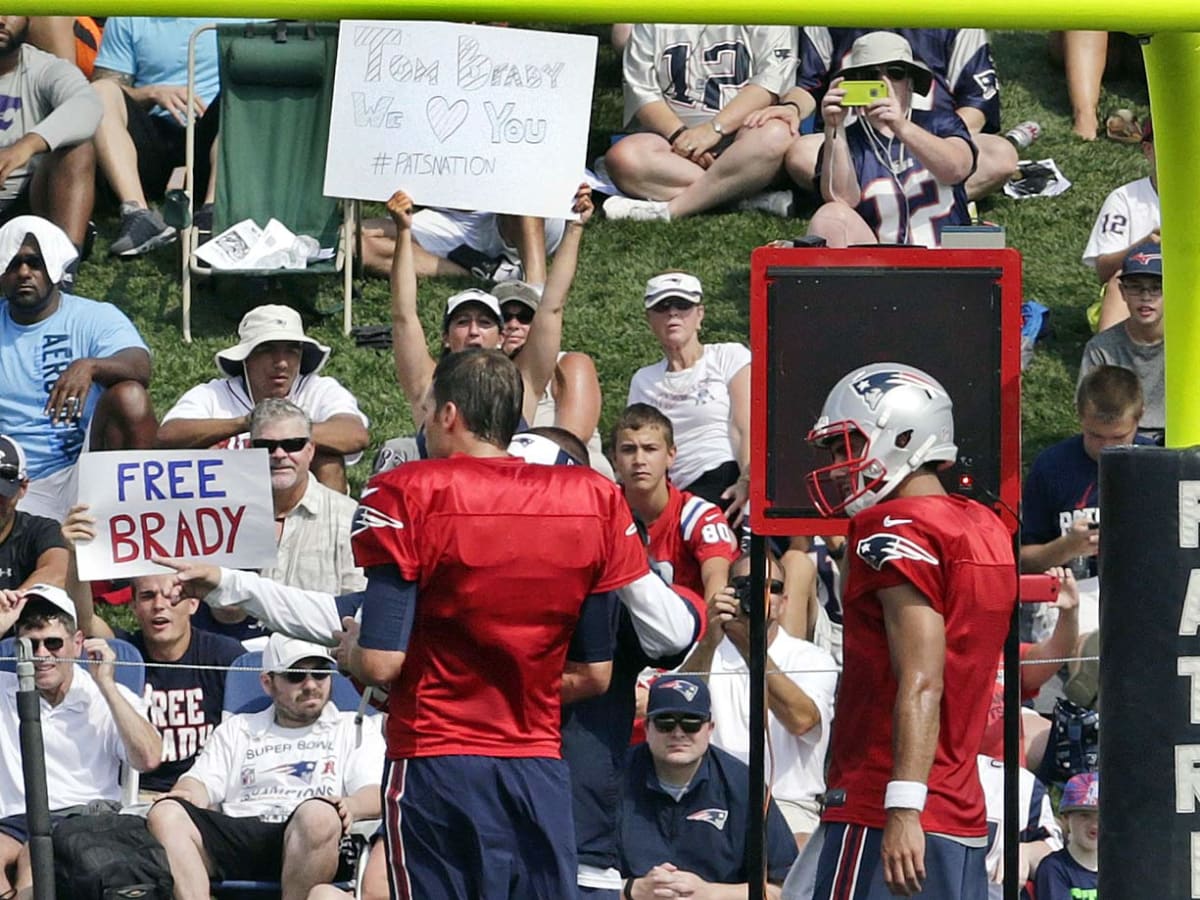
[502,306,535,324]
[851,64,910,81]
[25,636,66,652]
[650,298,697,314]
[251,437,309,454]
[276,668,333,684]
[651,714,709,734]
[1118,281,1162,297]
[730,576,785,595]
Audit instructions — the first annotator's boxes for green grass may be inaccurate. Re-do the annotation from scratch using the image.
[74,28,1151,498]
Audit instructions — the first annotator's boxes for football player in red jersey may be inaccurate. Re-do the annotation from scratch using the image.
[784,362,1016,900]
[341,348,654,900]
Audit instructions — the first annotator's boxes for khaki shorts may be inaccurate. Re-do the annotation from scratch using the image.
[774,796,822,836]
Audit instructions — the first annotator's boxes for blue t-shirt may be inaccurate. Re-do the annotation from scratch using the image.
[1033,847,1097,900]
[0,293,148,480]
[129,627,245,792]
[94,18,235,120]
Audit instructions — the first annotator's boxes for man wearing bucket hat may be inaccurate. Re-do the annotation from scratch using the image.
[0,215,156,522]
[806,31,977,249]
[158,304,369,492]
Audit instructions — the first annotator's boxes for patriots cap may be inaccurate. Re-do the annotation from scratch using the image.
[1121,241,1162,279]
[647,675,711,719]
[644,272,703,309]
[0,434,28,498]
[1060,771,1099,813]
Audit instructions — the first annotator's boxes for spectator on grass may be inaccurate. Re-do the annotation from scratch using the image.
[192,399,365,648]
[1082,118,1161,332]
[499,279,613,478]
[90,17,227,257]
[806,31,977,248]
[617,675,798,898]
[628,272,751,522]
[158,304,370,493]
[977,754,1062,897]
[0,435,68,597]
[1079,240,1163,443]
[0,585,162,897]
[679,552,837,848]
[146,634,385,900]
[748,27,1016,201]
[0,15,101,254]
[0,215,156,523]
[1049,31,1143,142]
[601,24,797,222]
[1034,772,1099,899]
[386,184,592,432]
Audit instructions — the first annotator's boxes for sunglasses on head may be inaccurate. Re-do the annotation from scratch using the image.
[730,575,785,595]
[251,437,309,454]
[27,636,66,652]
[502,306,535,324]
[277,667,333,684]
[651,297,696,314]
[651,714,708,734]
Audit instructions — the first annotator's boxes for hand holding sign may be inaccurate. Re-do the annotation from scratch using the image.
[387,191,415,229]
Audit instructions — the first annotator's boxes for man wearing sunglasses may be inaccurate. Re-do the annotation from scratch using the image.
[0,584,162,898]
[146,634,385,900]
[680,553,837,850]
[617,675,798,899]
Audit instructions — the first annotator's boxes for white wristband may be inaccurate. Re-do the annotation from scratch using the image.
[885,780,927,811]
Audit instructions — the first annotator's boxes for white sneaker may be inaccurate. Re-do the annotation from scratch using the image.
[737,190,795,218]
[603,196,671,222]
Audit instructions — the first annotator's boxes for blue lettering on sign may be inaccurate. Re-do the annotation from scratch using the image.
[114,458,228,500]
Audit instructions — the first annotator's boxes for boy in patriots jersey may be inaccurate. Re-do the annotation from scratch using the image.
[783,362,1015,900]
[344,349,651,900]
[806,32,977,249]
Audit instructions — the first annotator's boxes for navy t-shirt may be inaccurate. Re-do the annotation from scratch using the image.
[130,628,244,792]
[0,510,67,590]
[1033,847,1097,900]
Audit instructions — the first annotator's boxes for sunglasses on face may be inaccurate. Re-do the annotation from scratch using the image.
[851,64,910,81]
[502,306,535,324]
[730,575,786,595]
[251,437,309,454]
[0,463,20,480]
[650,298,696,314]
[26,636,66,652]
[277,667,333,684]
[651,714,708,734]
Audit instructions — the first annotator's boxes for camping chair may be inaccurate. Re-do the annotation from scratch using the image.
[213,650,378,898]
[0,637,146,804]
[180,20,358,342]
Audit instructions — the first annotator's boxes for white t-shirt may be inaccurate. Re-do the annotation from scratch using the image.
[627,342,751,489]
[1081,176,1160,270]
[0,669,148,816]
[702,629,838,807]
[186,702,386,822]
[162,372,370,465]
[977,754,1062,898]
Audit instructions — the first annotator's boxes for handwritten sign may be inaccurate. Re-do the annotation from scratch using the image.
[324,21,597,219]
[75,450,277,580]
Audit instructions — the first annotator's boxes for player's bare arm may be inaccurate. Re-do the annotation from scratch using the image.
[880,581,946,897]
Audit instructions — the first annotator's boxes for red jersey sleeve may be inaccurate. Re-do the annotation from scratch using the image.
[593,482,651,593]
[681,495,740,565]
[848,507,947,613]
[350,472,422,580]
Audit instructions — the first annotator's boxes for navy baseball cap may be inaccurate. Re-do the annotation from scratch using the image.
[647,675,711,719]
[1122,241,1162,278]
[0,435,28,498]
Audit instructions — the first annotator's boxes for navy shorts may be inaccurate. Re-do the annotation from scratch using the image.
[788,822,988,900]
[382,755,577,900]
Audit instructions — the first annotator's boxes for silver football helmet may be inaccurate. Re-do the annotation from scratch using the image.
[806,363,957,516]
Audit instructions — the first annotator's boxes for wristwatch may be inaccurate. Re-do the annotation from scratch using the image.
[710,119,726,136]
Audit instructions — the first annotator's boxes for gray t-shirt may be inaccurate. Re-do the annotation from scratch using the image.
[1079,325,1164,431]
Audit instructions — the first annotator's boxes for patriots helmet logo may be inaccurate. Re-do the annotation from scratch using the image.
[350,503,406,538]
[850,369,942,412]
[686,808,730,830]
[268,760,317,784]
[657,678,699,702]
[857,532,938,571]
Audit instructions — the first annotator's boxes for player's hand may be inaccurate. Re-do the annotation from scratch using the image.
[0,591,27,636]
[44,359,97,425]
[386,191,415,230]
[822,77,849,130]
[744,103,801,135]
[146,84,206,126]
[571,183,594,225]
[62,504,96,544]
[720,477,749,528]
[881,808,926,896]
[151,557,222,600]
[1064,519,1099,559]
[83,636,116,685]
[672,123,721,167]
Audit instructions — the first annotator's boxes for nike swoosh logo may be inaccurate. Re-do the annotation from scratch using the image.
[361,486,378,498]
[882,515,912,527]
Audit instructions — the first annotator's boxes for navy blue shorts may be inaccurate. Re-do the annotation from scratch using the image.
[790,822,987,900]
[382,755,577,900]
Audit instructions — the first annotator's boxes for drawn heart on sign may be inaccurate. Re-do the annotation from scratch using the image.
[426,97,469,143]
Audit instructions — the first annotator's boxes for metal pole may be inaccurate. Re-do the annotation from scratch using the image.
[747,532,766,900]
[16,637,55,900]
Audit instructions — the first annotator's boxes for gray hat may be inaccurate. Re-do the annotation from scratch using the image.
[493,280,542,313]
[215,305,330,378]
[840,31,933,96]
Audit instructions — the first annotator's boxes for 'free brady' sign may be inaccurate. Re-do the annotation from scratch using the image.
[75,450,277,580]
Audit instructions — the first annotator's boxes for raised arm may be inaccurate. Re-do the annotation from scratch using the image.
[552,352,602,444]
[387,190,437,423]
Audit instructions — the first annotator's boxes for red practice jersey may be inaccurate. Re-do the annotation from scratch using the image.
[823,493,1015,837]
[352,454,649,760]
[645,483,739,597]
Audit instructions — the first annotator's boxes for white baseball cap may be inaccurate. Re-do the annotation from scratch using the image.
[263,634,335,672]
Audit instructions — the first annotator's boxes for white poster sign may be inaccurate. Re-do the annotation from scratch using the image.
[324,21,597,219]
[75,450,277,580]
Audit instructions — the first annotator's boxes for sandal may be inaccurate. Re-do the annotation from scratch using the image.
[1105,108,1144,144]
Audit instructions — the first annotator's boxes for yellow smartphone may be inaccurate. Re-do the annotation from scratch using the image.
[840,80,888,106]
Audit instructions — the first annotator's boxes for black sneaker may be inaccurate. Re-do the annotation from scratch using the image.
[109,208,177,257]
